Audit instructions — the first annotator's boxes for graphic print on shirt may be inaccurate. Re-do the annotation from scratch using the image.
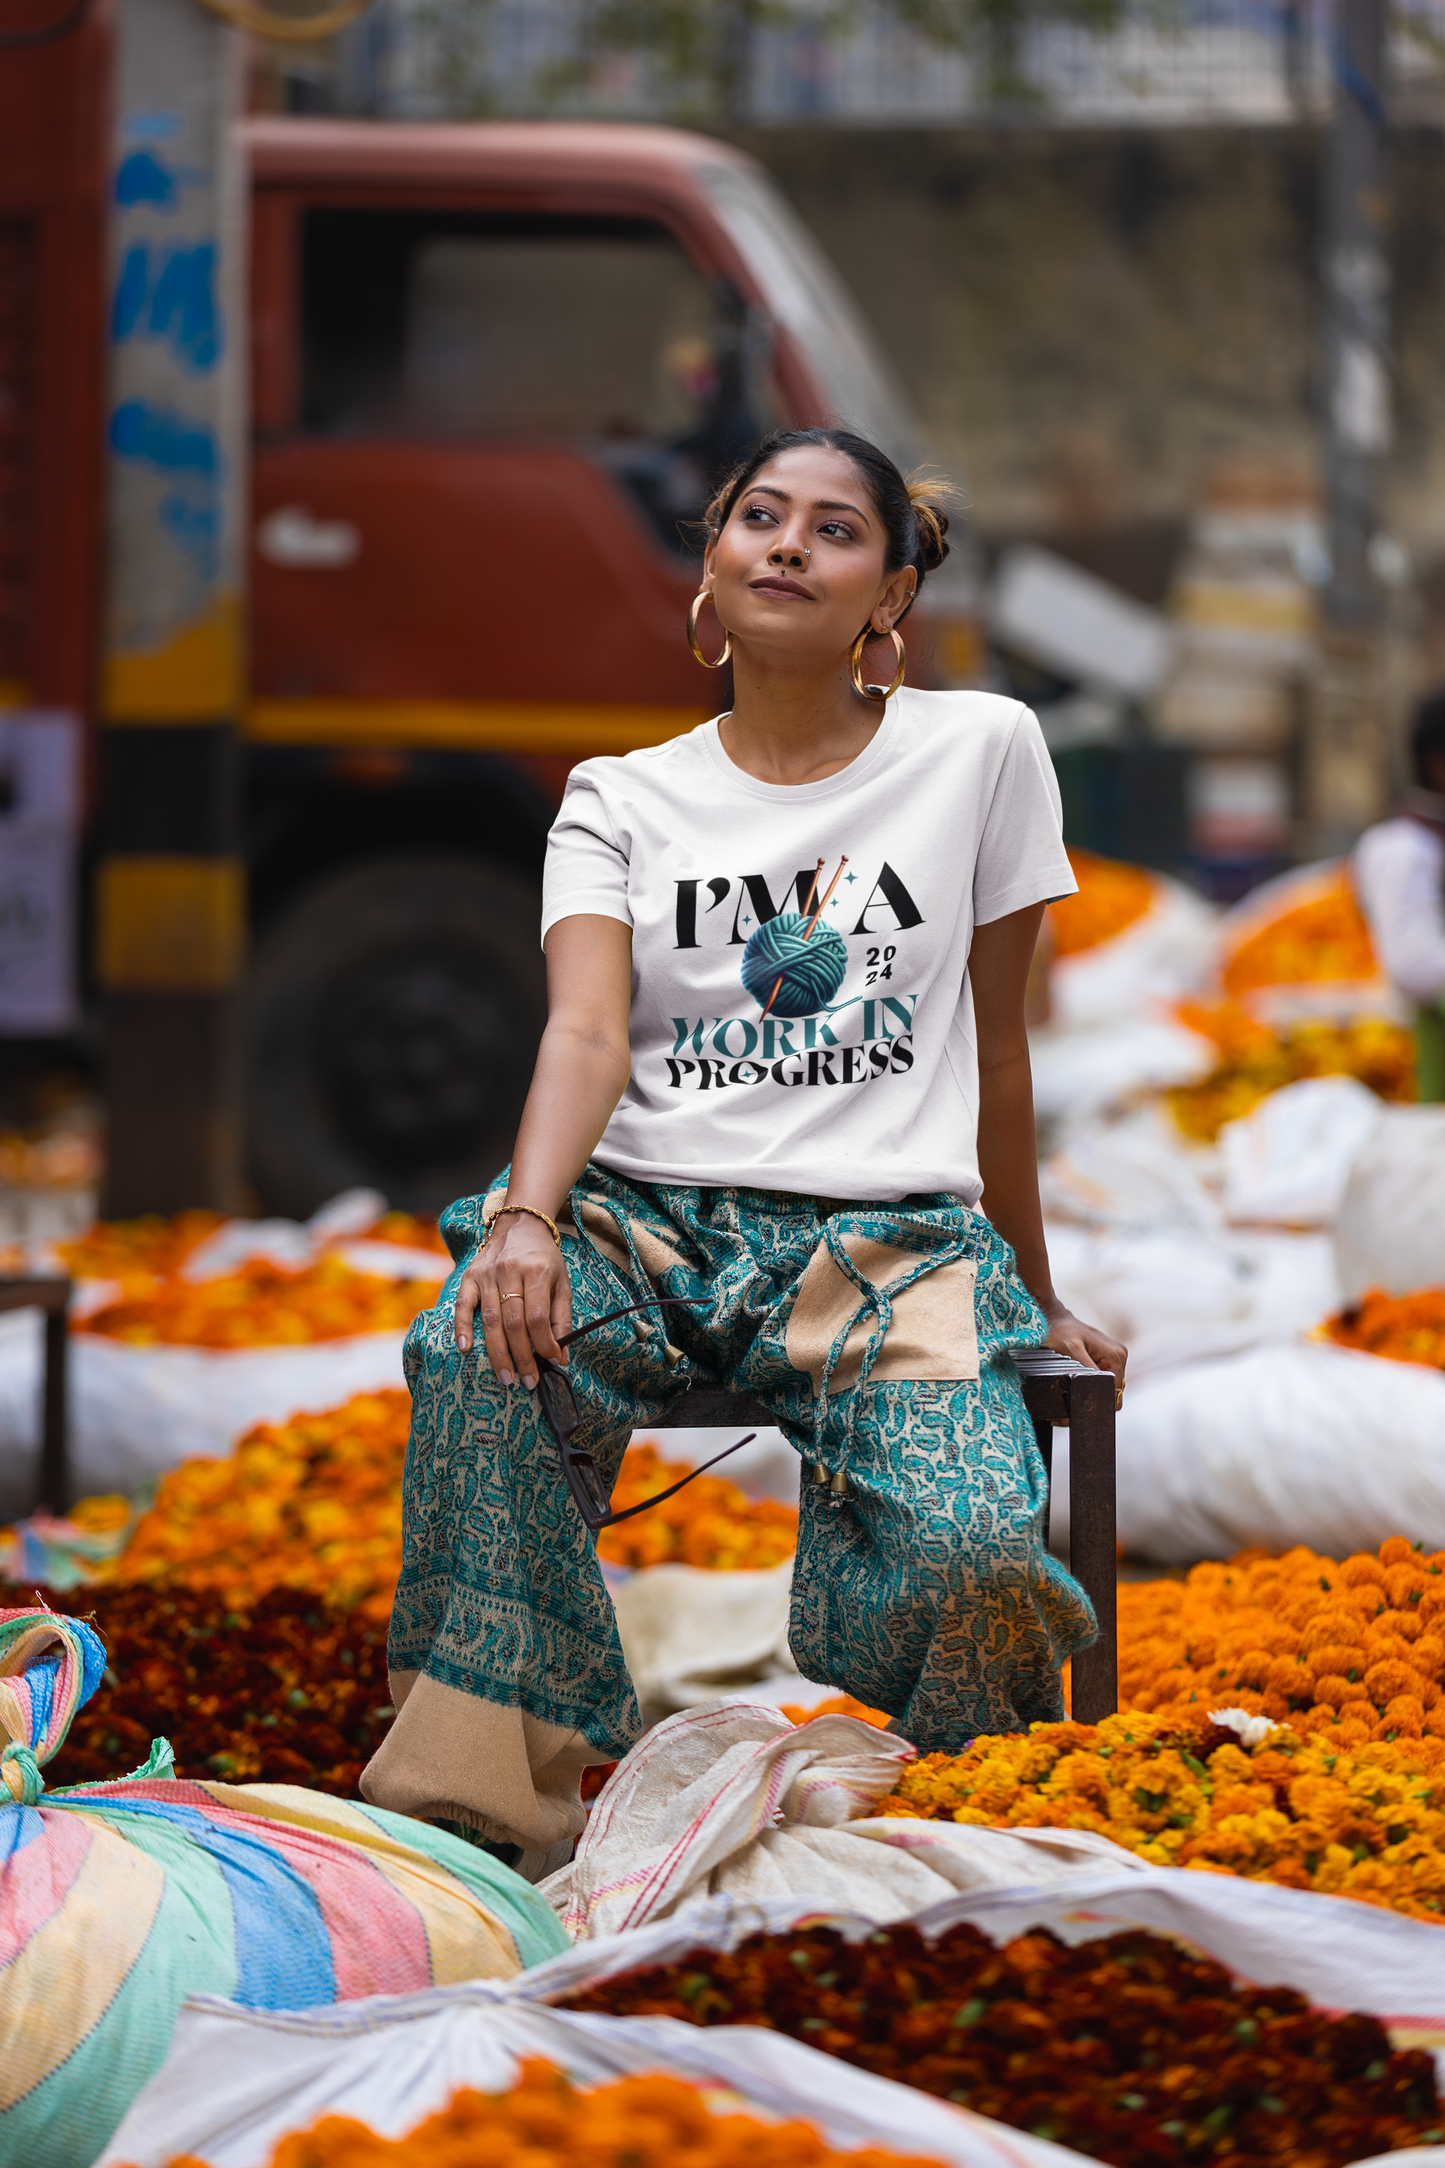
[666,855,925,1092]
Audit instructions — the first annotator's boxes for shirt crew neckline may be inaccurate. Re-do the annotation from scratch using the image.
[700,697,902,803]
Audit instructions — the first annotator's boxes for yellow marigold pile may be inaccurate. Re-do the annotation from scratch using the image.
[1325,1288,1445,1371]
[97,1390,411,1619]
[1221,869,1379,995]
[140,2061,935,2168]
[1167,999,1415,1142]
[1046,847,1154,956]
[1116,1539,1445,1738]
[879,1712,1445,1922]
[77,1254,443,1347]
[596,1443,798,1571]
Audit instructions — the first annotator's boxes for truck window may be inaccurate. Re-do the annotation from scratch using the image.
[299,208,778,557]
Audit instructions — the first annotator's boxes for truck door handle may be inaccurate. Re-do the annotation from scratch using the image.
[257,505,361,568]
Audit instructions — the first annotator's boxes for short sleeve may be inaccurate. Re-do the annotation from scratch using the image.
[540,766,633,944]
[972,706,1077,926]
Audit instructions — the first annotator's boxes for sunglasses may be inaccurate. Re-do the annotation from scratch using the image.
[532,1296,755,1530]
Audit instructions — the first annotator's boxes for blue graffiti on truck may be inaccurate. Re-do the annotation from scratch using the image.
[109,399,222,583]
[112,241,221,373]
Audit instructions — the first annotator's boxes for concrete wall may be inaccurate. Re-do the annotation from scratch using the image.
[737,125,1445,604]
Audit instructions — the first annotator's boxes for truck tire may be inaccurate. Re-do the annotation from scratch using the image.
[246,852,547,1219]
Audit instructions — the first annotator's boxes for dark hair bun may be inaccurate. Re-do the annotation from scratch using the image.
[905,475,951,574]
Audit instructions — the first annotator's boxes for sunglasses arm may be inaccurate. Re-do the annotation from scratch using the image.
[587,1433,758,1526]
[557,1294,708,1351]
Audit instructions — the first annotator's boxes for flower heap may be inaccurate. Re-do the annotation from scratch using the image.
[99,1390,411,1619]
[58,1211,447,1348]
[594,1443,799,1572]
[1114,1538,1445,1740]
[1167,999,1415,1142]
[8,1580,393,1793]
[133,2061,938,2168]
[1325,1289,1445,1371]
[1221,869,1379,996]
[881,1713,1445,1924]
[1046,847,1154,956]
[560,1921,1442,2166]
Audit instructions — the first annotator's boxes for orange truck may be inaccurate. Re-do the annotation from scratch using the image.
[2,20,973,1214]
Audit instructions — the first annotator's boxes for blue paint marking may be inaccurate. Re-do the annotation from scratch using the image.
[123,109,183,144]
[49,1792,337,2010]
[110,400,217,476]
[116,149,176,208]
[160,485,220,582]
[111,243,220,373]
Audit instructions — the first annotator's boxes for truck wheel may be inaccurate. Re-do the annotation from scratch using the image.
[246,853,546,1218]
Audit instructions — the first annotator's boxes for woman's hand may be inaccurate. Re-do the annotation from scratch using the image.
[454,1216,573,1390]
[1043,1300,1127,1400]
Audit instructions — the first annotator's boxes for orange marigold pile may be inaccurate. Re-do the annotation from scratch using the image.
[1047,847,1154,956]
[1167,1000,1415,1142]
[138,2060,935,2168]
[1324,1288,1445,1371]
[76,1254,444,1347]
[878,1712,1445,1923]
[1222,871,1379,996]
[1116,1538,1445,1739]
[97,1391,411,1618]
[57,1210,227,1287]
[596,1442,798,1571]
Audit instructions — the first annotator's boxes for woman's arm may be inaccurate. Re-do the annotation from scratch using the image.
[454,914,633,1389]
[969,904,1126,1388]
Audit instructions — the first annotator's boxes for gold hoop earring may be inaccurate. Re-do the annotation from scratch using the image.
[688,590,731,669]
[849,624,906,702]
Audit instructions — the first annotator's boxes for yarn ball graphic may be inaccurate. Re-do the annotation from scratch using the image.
[740,912,848,1018]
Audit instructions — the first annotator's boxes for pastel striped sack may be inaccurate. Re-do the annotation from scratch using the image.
[0,1604,570,2168]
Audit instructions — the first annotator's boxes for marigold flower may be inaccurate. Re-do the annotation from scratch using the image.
[1047,848,1153,955]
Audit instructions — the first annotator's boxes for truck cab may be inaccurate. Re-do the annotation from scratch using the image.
[242,119,969,1217]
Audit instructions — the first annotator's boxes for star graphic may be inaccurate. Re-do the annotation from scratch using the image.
[741,914,752,927]
[845,872,857,884]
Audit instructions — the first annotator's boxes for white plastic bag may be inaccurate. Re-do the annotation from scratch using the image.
[100,1986,1092,2168]
[0,1325,408,1517]
[1107,1337,1445,1562]
[611,1562,797,1720]
[1218,1074,1383,1227]
[1336,1105,1445,1299]
[1029,1017,1215,1127]
[1049,877,1218,1031]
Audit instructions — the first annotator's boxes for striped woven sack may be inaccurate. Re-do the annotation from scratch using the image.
[0,1604,570,2168]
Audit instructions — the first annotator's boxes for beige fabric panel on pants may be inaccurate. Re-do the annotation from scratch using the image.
[360,1667,603,1858]
[786,1233,980,1390]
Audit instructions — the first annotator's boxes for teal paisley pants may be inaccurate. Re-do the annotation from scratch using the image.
[361,1167,1097,1855]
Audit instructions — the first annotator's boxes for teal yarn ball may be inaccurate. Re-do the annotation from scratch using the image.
[740,912,848,1018]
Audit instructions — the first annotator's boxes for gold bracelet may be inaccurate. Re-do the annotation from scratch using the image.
[484,1203,563,1250]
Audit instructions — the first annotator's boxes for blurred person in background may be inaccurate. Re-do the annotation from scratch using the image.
[1353,690,1445,1102]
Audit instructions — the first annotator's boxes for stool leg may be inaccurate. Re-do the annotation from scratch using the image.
[40,1305,70,1516]
[1067,1369,1117,1723]
[1031,1414,1054,1551]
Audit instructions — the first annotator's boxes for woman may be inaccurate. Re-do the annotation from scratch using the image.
[361,428,1126,1877]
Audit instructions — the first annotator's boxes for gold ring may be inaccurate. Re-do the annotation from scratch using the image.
[502,1293,524,1305]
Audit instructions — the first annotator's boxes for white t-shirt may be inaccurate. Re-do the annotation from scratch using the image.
[1352,816,1445,1005]
[540,686,1076,1204]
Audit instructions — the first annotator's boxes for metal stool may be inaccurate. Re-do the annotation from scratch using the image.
[651,1350,1117,1724]
[0,1275,73,1514]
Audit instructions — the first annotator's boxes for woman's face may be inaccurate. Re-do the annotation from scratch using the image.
[704,445,916,670]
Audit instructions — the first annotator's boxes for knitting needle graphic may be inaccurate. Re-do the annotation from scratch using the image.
[759,855,850,1021]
